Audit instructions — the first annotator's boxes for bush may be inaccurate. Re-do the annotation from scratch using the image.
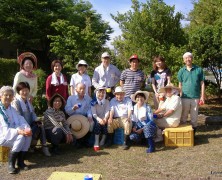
[0,58,18,86]
[32,68,48,116]
[205,80,219,99]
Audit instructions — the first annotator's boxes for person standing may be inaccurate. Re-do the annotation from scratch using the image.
[13,52,38,103]
[120,54,145,98]
[92,52,121,99]
[46,60,69,101]
[151,55,171,109]
[178,52,205,133]
[70,60,91,97]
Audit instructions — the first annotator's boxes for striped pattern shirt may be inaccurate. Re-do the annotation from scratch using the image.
[120,69,145,97]
[43,108,71,135]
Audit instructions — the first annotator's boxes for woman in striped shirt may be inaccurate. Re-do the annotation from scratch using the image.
[43,94,73,155]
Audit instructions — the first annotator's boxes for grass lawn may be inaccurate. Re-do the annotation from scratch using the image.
[0,98,222,180]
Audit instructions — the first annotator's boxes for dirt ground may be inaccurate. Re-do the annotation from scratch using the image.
[0,100,222,180]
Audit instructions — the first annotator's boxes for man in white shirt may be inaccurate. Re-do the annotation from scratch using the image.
[107,86,133,150]
[92,52,121,100]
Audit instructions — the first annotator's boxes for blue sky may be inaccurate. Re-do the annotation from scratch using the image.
[87,0,194,47]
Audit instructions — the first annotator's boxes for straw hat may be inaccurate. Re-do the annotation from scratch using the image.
[113,86,125,95]
[159,83,180,94]
[18,52,37,69]
[67,115,90,139]
[130,90,149,102]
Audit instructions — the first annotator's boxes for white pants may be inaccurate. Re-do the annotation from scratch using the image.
[1,134,32,152]
[181,98,199,128]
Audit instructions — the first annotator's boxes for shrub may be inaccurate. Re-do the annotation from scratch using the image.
[32,68,48,116]
[0,58,18,86]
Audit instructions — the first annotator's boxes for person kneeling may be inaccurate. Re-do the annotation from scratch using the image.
[129,90,157,153]
[44,94,74,155]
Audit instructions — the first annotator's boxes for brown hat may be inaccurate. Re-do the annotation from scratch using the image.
[67,115,90,139]
[18,52,37,69]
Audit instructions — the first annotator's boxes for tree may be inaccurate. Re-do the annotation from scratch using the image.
[111,0,187,77]
[187,0,222,94]
[0,0,112,72]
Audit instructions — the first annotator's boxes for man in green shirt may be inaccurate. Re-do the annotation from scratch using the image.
[178,52,205,134]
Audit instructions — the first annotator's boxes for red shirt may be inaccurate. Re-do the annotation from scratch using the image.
[46,74,69,101]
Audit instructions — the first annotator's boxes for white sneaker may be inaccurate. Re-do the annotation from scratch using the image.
[42,146,51,157]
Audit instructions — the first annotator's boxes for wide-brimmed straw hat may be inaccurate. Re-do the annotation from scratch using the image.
[67,115,90,139]
[113,86,125,95]
[159,83,180,94]
[76,60,88,70]
[17,52,37,69]
[130,90,149,102]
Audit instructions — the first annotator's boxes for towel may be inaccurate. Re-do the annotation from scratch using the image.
[51,72,65,86]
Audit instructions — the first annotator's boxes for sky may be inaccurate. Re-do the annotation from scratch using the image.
[87,0,194,48]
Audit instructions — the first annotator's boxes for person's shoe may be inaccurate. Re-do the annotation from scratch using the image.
[93,145,100,151]
[146,147,155,153]
[146,137,155,153]
[154,135,163,143]
[28,147,35,153]
[8,152,18,174]
[51,146,61,155]
[105,133,113,147]
[42,146,51,157]
[17,152,29,170]
[122,135,130,150]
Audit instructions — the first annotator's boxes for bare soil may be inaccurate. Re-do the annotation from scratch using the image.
[0,98,222,180]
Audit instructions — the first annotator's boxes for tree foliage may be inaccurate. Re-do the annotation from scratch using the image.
[188,0,222,92]
[112,0,187,76]
[0,0,112,73]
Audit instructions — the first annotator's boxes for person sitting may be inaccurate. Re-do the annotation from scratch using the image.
[12,82,51,156]
[91,87,110,151]
[129,90,157,153]
[43,94,73,155]
[0,86,32,174]
[153,84,182,129]
[107,86,133,150]
[65,83,93,147]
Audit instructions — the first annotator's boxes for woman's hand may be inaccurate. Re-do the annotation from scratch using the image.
[18,128,32,136]
[135,128,143,134]
[66,134,73,144]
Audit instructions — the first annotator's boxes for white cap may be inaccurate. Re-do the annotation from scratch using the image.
[101,52,110,58]
[114,86,125,95]
[76,60,88,70]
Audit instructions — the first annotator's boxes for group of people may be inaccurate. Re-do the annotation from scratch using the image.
[0,51,205,174]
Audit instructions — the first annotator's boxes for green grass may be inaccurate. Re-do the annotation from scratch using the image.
[0,98,222,180]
